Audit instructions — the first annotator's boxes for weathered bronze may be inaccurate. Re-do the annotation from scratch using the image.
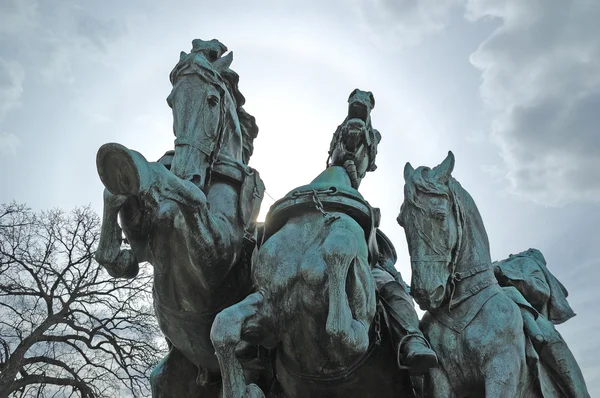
[211,90,434,398]
[93,39,590,397]
[398,152,590,397]
[95,39,268,397]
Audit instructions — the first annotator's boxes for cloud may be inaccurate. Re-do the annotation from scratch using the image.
[0,0,39,35]
[467,0,600,206]
[0,58,25,120]
[0,131,20,154]
[0,0,126,84]
[352,0,460,49]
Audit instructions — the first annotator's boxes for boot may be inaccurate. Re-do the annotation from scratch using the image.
[378,281,438,374]
[399,335,438,374]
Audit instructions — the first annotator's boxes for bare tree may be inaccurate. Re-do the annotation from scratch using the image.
[0,203,164,398]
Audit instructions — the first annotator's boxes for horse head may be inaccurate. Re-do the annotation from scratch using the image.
[397,152,460,310]
[166,39,258,189]
[328,89,381,188]
[398,151,493,311]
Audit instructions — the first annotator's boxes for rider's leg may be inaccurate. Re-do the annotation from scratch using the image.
[536,317,591,398]
[373,266,437,373]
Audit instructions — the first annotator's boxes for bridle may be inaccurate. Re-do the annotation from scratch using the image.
[405,183,469,310]
[173,79,229,191]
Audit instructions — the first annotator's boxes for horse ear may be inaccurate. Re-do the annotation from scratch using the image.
[214,52,233,71]
[433,151,455,182]
[404,162,414,181]
[180,51,187,61]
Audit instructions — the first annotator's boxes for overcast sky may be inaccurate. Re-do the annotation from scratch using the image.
[1,0,599,393]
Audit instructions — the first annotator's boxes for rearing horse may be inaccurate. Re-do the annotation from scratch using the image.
[398,152,574,397]
[94,39,265,397]
[210,90,415,398]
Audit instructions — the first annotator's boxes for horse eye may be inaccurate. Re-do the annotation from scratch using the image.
[207,95,219,107]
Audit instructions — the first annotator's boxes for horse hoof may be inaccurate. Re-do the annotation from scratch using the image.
[244,384,265,398]
[97,143,147,196]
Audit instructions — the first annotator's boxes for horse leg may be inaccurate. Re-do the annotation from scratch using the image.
[211,292,274,398]
[150,342,207,398]
[95,188,139,278]
[424,367,455,398]
[423,368,456,398]
[322,228,370,357]
[482,347,525,397]
[97,143,207,205]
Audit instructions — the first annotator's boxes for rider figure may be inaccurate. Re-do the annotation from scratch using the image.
[494,248,590,398]
[328,89,438,373]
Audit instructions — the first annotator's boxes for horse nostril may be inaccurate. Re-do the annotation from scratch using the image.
[191,174,203,186]
[431,285,446,302]
[412,288,428,302]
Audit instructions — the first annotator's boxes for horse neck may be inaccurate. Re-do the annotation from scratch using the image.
[215,104,243,163]
[449,179,495,299]
[310,165,353,187]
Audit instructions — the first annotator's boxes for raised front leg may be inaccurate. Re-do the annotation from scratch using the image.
[95,189,139,278]
[322,227,371,357]
[97,143,245,289]
[211,292,274,398]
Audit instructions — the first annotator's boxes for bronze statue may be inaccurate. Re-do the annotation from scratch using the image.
[211,89,433,398]
[94,39,268,397]
[398,152,590,397]
[92,39,590,397]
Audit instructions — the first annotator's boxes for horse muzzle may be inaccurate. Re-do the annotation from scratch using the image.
[412,285,446,310]
[410,261,448,310]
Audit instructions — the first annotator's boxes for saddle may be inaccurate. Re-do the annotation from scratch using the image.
[262,181,381,267]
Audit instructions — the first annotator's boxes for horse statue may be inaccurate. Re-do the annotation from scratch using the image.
[397,151,590,397]
[94,39,268,397]
[211,89,432,398]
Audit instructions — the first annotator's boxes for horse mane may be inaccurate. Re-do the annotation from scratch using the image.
[169,39,259,165]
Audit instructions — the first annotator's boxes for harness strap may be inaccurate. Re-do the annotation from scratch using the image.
[174,137,213,156]
[449,272,497,309]
[453,264,491,282]
[172,138,249,185]
[411,254,452,263]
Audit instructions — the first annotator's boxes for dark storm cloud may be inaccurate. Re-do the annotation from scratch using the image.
[468,0,600,205]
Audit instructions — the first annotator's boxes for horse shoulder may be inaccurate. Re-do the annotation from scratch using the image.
[464,292,525,358]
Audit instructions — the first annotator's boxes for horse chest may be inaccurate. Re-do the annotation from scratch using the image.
[298,251,328,287]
